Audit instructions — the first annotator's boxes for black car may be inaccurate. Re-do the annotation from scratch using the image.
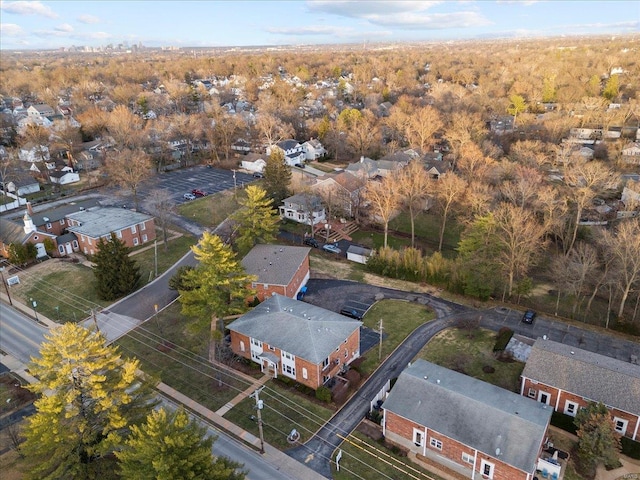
[304,237,319,248]
[340,308,364,320]
[522,310,537,324]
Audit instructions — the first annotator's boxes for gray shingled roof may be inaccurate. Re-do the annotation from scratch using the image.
[382,360,551,474]
[241,244,310,287]
[521,338,640,415]
[277,139,300,151]
[0,217,29,245]
[29,199,101,226]
[227,295,361,364]
[66,207,153,238]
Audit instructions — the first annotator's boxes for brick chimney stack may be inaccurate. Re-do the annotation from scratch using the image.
[26,202,34,215]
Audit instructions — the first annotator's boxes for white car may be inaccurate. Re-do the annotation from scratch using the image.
[322,243,341,254]
[183,193,196,201]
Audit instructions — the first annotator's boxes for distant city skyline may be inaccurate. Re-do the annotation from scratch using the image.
[0,0,638,51]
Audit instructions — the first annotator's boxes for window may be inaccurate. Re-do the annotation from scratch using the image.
[46,222,52,229]
[462,452,474,465]
[539,391,550,405]
[413,429,424,447]
[140,222,146,231]
[481,460,494,479]
[268,345,276,351]
[344,350,348,358]
[251,338,262,347]
[58,245,64,254]
[528,388,536,398]
[429,437,442,450]
[117,230,122,238]
[131,225,137,234]
[59,219,65,225]
[239,341,245,352]
[283,364,295,376]
[133,238,139,246]
[564,401,578,417]
[88,237,92,245]
[614,418,628,435]
[322,357,330,369]
[302,368,308,379]
[142,234,147,242]
[73,240,78,248]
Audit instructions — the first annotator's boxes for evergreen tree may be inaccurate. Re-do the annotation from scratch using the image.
[116,407,246,480]
[20,324,156,480]
[263,148,291,207]
[575,402,622,473]
[602,74,619,101]
[8,242,37,265]
[92,232,141,300]
[178,232,256,322]
[231,185,280,253]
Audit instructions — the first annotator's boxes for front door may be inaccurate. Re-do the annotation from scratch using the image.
[539,391,550,405]
[66,243,73,254]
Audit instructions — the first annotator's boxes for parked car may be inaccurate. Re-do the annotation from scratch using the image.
[183,193,196,201]
[294,163,305,169]
[322,243,341,254]
[304,237,319,248]
[522,310,537,324]
[340,308,363,320]
[191,189,207,197]
[252,172,264,178]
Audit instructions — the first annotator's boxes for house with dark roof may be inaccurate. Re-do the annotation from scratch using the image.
[0,172,40,196]
[241,244,310,302]
[0,215,56,259]
[383,360,553,480]
[227,295,361,390]
[279,194,326,226]
[520,338,640,440]
[267,139,306,167]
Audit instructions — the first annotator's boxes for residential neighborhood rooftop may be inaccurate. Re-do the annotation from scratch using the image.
[383,360,552,473]
[227,295,361,364]
[66,207,153,238]
[522,338,640,415]
[241,244,310,287]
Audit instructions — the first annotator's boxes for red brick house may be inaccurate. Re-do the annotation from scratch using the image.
[66,207,156,256]
[520,338,640,441]
[241,244,310,302]
[382,360,552,480]
[227,295,361,390]
[0,215,56,259]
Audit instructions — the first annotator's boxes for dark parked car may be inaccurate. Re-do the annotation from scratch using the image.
[252,171,264,178]
[522,310,537,324]
[304,237,319,248]
[340,308,363,320]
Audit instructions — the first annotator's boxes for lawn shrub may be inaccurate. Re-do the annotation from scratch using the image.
[621,437,640,460]
[366,247,452,285]
[551,411,578,435]
[316,386,332,403]
[493,327,513,352]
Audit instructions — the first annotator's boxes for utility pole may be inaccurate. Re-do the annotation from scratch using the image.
[378,319,384,360]
[90,308,100,333]
[154,240,158,278]
[249,386,266,454]
[0,270,12,306]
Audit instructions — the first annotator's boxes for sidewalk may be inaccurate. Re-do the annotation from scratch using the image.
[0,291,57,328]
[157,381,326,480]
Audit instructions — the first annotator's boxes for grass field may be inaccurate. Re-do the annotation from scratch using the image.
[417,327,525,392]
[358,299,435,376]
[177,189,245,228]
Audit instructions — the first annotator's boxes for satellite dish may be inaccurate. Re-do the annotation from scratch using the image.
[495,448,501,456]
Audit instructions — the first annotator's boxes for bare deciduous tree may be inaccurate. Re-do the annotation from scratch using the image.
[364,176,401,248]
[105,149,153,211]
[146,189,176,252]
[395,160,431,247]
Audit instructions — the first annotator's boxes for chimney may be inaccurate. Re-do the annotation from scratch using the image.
[26,202,34,215]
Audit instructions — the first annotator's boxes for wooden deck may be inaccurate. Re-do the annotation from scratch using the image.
[313,220,359,242]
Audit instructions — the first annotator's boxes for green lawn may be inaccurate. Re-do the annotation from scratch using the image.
[222,382,334,450]
[333,432,446,480]
[13,232,195,323]
[132,234,197,286]
[417,327,525,392]
[116,302,255,412]
[358,299,435,376]
[177,189,245,228]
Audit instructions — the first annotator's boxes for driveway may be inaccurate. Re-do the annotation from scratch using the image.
[288,279,640,477]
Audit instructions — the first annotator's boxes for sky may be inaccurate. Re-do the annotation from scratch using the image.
[0,0,638,50]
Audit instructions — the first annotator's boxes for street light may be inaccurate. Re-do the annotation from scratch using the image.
[55,305,60,322]
[30,297,39,321]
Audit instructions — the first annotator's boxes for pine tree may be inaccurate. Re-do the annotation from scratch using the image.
[116,407,246,480]
[231,185,280,253]
[20,323,157,480]
[92,232,141,300]
[263,148,291,207]
[179,232,256,322]
[575,402,622,473]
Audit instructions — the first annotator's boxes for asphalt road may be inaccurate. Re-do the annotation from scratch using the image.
[0,304,47,363]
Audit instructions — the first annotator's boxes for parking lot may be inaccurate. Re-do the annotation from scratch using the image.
[139,165,256,204]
